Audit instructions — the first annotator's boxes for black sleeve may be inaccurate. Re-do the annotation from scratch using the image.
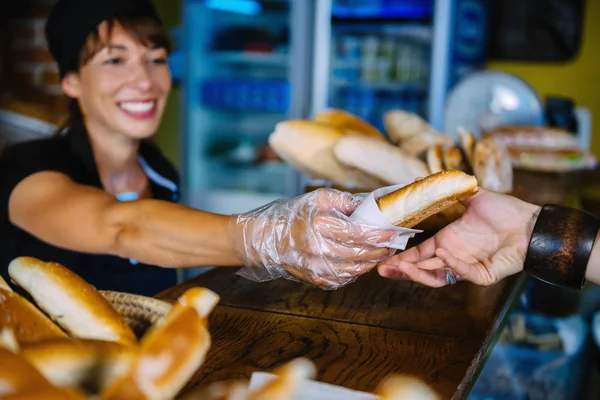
[0,139,73,224]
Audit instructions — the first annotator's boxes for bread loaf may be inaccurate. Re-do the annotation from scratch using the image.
[102,288,219,400]
[376,170,478,228]
[249,358,316,400]
[333,134,430,186]
[313,108,386,141]
[268,120,382,189]
[0,280,66,344]
[375,375,439,400]
[399,131,454,157]
[426,145,444,174]
[384,110,433,144]
[21,339,135,393]
[473,136,513,193]
[0,329,85,400]
[443,146,464,171]
[458,127,476,168]
[8,257,136,346]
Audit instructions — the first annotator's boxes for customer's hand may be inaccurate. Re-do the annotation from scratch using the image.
[377,188,541,287]
[231,188,398,289]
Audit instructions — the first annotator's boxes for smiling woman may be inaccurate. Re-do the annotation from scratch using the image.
[0,0,399,297]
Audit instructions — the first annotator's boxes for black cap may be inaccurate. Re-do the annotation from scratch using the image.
[45,0,163,79]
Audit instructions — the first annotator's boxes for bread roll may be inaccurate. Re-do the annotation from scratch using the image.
[0,275,11,292]
[473,136,513,193]
[458,127,476,167]
[384,110,433,144]
[0,285,67,345]
[0,329,84,399]
[21,339,135,393]
[102,287,219,400]
[333,134,430,186]
[443,146,464,171]
[8,257,136,346]
[399,131,454,157]
[313,108,386,141]
[249,358,315,400]
[376,170,478,228]
[426,145,444,174]
[268,120,382,190]
[375,375,439,400]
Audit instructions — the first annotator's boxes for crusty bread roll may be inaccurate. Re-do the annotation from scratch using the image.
[8,257,136,346]
[443,146,464,171]
[102,287,219,400]
[313,108,386,141]
[458,127,476,167]
[384,110,433,144]
[249,358,316,400]
[0,329,85,400]
[473,136,513,193]
[0,285,67,344]
[399,131,455,157]
[333,134,430,186]
[426,145,444,174]
[21,339,135,393]
[268,120,382,190]
[376,170,478,228]
[0,275,11,291]
[375,375,439,400]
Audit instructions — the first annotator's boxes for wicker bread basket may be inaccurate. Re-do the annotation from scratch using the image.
[99,290,173,338]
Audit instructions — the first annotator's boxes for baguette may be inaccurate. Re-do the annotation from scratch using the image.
[458,127,476,167]
[249,358,316,400]
[0,329,85,400]
[268,120,382,190]
[426,145,444,174]
[0,283,67,345]
[473,136,513,193]
[376,170,478,228]
[313,108,386,141]
[375,375,439,400]
[102,288,219,400]
[21,339,135,393]
[399,131,454,157]
[8,257,136,346]
[384,110,433,144]
[443,146,464,171]
[333,134,430,185]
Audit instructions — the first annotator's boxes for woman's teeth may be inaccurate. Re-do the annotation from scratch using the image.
[119,101,155,113]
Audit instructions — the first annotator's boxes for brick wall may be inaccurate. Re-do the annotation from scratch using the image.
[0,0,67,123]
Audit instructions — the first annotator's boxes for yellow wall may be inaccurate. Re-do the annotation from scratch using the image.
[486,1,600,156]
[152,0,182,169]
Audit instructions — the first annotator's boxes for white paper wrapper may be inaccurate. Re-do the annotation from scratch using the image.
[249,372,377,400]
[349,184,422,250]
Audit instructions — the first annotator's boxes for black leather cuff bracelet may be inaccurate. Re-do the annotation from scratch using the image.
[523,204,600,289]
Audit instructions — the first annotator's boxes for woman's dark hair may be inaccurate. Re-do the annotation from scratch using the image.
[55,15,171,136]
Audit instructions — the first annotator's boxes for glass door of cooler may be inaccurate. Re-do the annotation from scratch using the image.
[327,0,434,134]
[317,0,488,134]
[181,0,306,215]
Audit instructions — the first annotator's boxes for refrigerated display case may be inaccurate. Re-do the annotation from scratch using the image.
[178,0,489,214]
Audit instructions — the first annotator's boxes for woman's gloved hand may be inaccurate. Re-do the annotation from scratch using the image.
[230,188,399,289]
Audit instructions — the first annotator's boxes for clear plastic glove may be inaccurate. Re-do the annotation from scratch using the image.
[230,188,399,289]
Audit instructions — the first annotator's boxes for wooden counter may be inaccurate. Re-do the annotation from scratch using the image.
[156,168,597,399]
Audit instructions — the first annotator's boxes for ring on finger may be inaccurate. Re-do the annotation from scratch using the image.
[446,268,459,285]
